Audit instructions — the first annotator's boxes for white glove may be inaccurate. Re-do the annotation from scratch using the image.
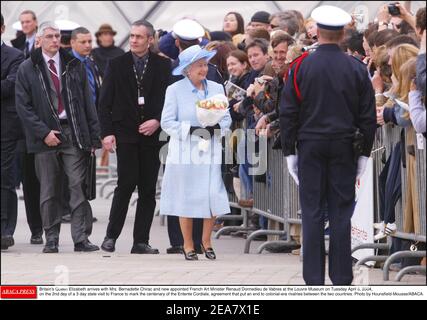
[286,155,299,185]
[356,156,369,180]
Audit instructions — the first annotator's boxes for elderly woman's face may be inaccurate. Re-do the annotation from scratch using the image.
[187,58,209,83]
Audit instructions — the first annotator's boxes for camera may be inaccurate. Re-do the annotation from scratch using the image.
[388,3,400,16]
[255,77,266,85]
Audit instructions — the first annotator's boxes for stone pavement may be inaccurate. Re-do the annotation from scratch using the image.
[1,188,425,286]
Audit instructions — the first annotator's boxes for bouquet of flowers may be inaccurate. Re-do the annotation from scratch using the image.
[196,94,229,127]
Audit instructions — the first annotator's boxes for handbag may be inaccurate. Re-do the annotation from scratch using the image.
[84,151,97,200]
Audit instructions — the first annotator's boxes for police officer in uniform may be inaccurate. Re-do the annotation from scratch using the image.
[279,5,376,285]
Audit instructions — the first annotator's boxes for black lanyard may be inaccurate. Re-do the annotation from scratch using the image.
[132,56,149,98]
[132,56,149,123]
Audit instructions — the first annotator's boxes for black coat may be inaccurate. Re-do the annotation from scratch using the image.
[1,43,25,141]
[91,45,125,77]
[280,44,376,157]
[15,48,102,153]
[11,33,35,58]
[70,51,103,109]
[98,50,171,145]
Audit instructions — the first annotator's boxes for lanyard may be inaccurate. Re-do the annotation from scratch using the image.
[133,56,149,123]
[132,55,149,97]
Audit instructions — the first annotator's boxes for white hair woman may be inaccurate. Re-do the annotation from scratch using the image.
[160,45,232,260]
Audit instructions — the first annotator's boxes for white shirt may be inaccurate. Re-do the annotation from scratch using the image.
[42,51,66,119]
[42,50,61,78]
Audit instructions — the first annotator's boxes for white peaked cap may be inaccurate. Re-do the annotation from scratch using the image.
[311,5,352,30]
[172,19,205,41]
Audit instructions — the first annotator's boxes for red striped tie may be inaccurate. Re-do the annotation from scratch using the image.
[48,59,64,115]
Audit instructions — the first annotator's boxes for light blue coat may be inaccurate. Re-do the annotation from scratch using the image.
[159,77,232,218]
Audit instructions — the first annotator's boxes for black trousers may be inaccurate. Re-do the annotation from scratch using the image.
[21,151,43,236]
[167,215,203,247]
[1,140,18,236]
[378,142,401,224]
[298,139,357,285]
[106,142,161,244]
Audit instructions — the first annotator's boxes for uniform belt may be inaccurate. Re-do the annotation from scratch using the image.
[59,119,69,125]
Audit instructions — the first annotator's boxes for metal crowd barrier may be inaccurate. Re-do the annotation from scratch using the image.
[215,137,300,253]
[214,182,253,238]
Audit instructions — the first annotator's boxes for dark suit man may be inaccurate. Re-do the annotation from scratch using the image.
[99,20,171,254]
[1,14,25,250]
[12,10,43,245]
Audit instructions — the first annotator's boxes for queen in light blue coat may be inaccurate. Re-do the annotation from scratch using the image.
[160,45,232,260]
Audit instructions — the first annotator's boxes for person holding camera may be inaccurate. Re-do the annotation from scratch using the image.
[378,2,416,34]
[15,21,102,253]
[279,5,376,285]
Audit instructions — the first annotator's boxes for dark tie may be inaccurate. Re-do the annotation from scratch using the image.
[24,41,30,58]
[136,58,145,76]
[84,58,97,104]
[48,59,64,115]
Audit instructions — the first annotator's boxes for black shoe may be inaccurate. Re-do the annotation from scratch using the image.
[184,250,198,260]
[131,243,159,254]
[101,237,116,252]
[74,240,100,252]
[61,214,71,223]
[1,235,14,250]
[30,233,44,245]
[166,246,184,254]
[201,244,216,260]
[43,241,58,253]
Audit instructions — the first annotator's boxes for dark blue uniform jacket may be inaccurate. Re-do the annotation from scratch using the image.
[279,44,376,157]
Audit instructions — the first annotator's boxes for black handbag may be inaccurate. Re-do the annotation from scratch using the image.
[84,151,97,200]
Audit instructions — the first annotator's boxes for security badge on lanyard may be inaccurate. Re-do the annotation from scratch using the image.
[133,57,149,122]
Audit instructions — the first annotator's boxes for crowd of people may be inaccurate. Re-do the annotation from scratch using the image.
[1,1,425,284]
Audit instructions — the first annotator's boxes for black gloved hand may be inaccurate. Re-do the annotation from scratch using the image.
[190,124,220,139]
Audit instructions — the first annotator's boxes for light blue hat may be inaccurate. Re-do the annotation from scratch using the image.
[172,45,217,76]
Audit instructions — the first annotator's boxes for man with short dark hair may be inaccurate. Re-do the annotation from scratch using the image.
[71,27,102,108]
[346,30,366,61]
[280,5,376,285]
[99,20,171,254]
[15,21,102,253]
[69,26,102,229]
[1,14,25,250]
